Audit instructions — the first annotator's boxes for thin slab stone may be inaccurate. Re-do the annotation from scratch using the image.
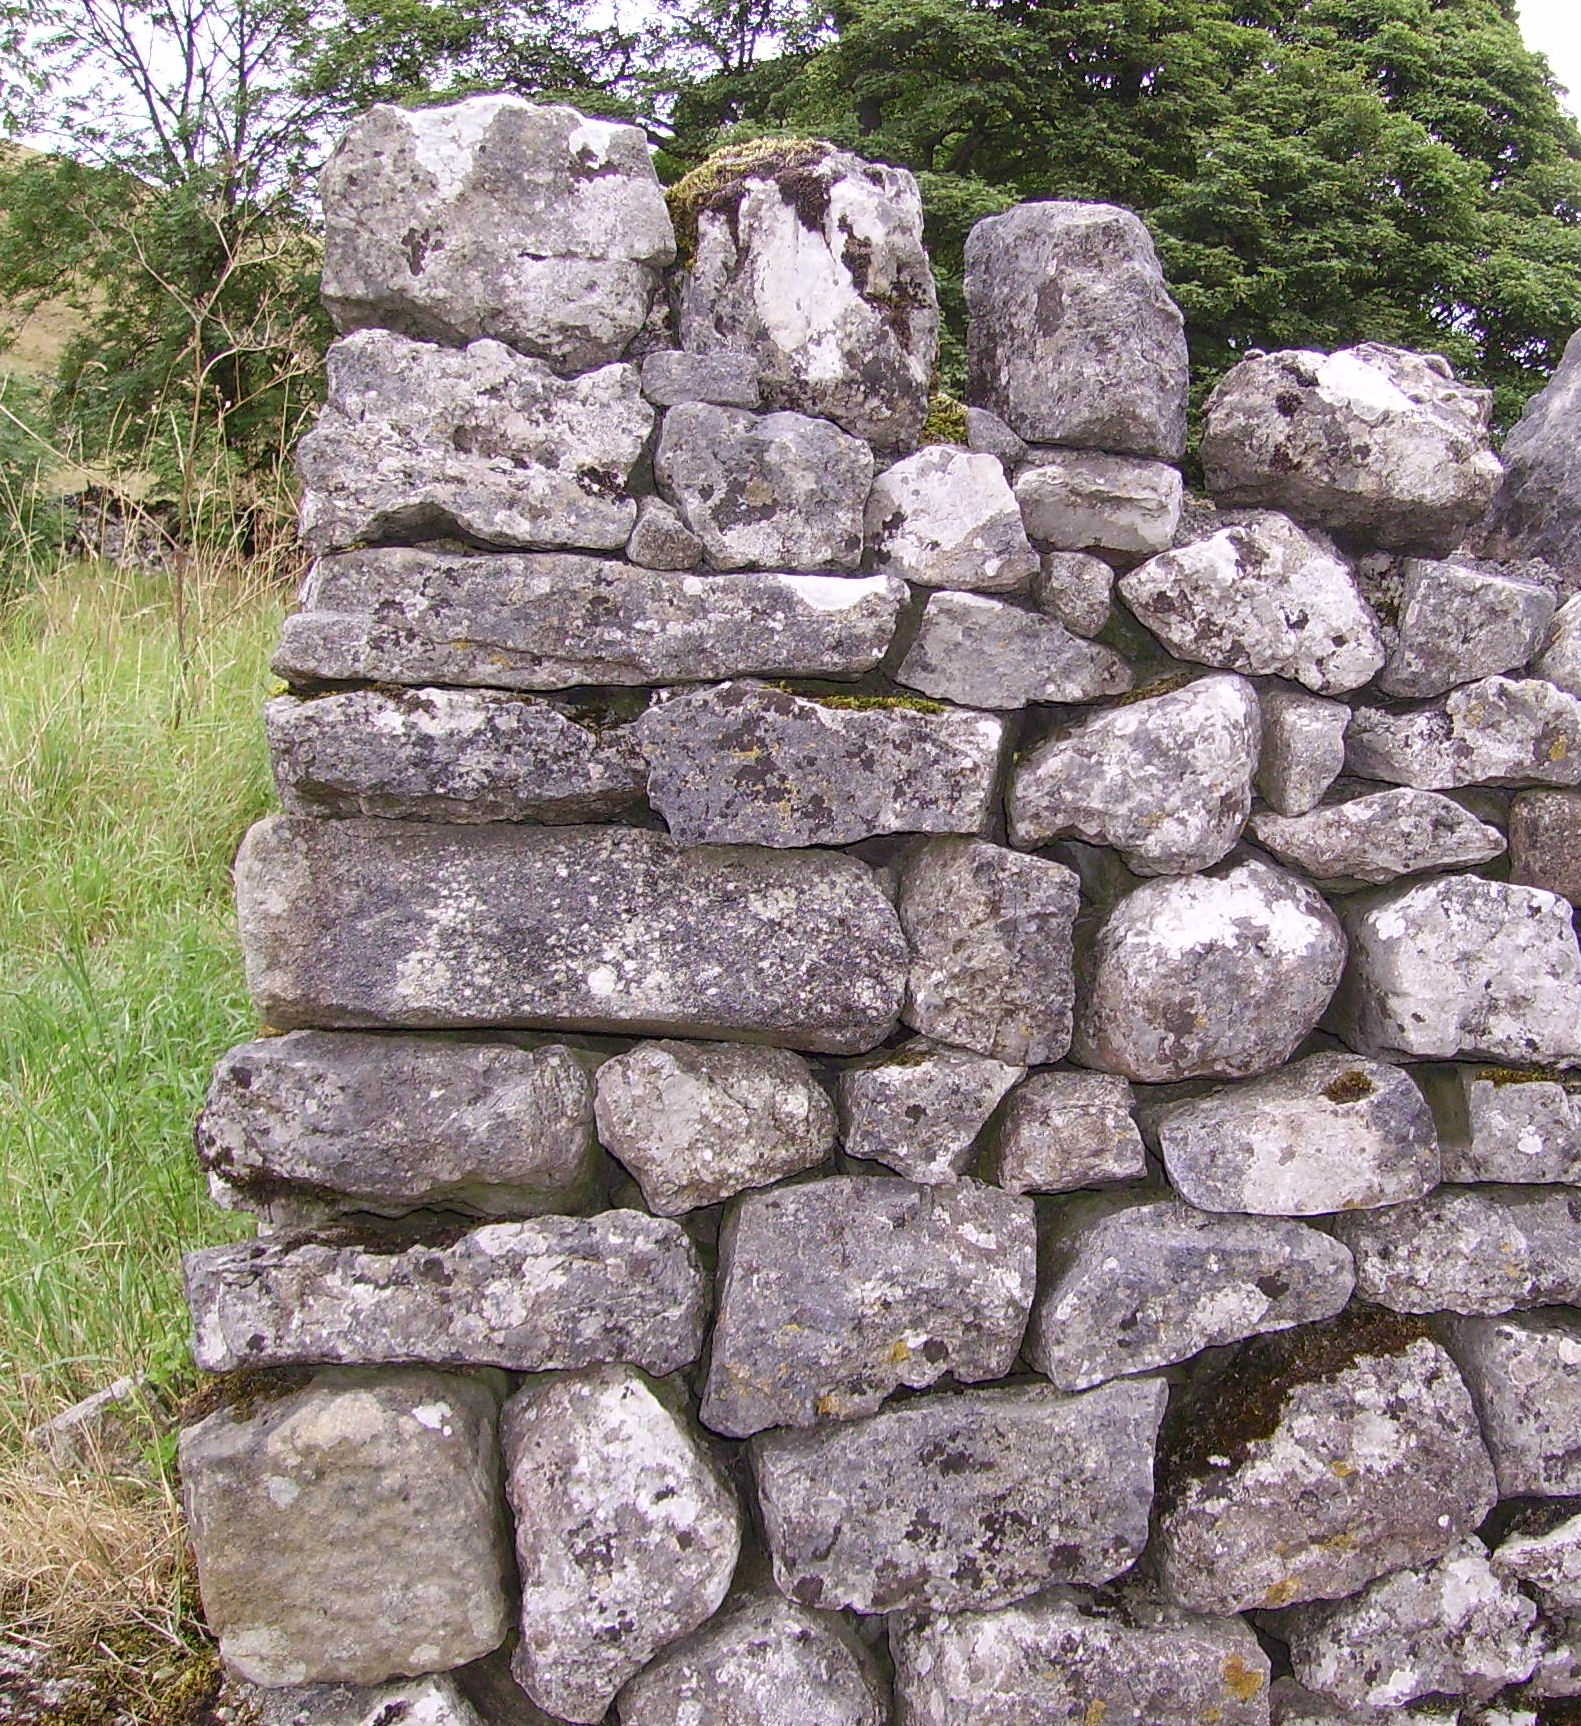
[226,1673,488,1726]
[1257,686,1351,816]
[1345,675,1581,790]
[1013,450,1184,558]
[980,1068,1148,1195]
[640,349,761,409]
[1377,558,1556,698]
[1442,1310,1581,1496]
[1248,789,1505,885]
[836,1042,1024,1183]
[866,446,1038,591]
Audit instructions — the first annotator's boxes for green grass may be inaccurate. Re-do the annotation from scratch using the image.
[0,563,283,1434]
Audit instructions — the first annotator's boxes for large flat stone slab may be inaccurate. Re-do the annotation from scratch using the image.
[236,818,907,1054]
[1248,789,1505,886]
[1345,675,1581,789]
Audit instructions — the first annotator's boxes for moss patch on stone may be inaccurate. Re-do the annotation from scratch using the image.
[921,390,969,447]
[666,137,831,267]
[1323,1069,1377,1104]
[181,1366,314,1428]
[802,691,950,716]
[1107,669,1199,709]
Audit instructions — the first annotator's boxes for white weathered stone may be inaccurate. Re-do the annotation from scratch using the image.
[981,1068,1147,1195]
[1034,549,1115,637]
[1483,326,1581,591]
[1013,450,1184,558]
[836,1041,1024,1183]
[867,446,1038,590]
[1378,558,1556,697]
[1442,1310,1581,1496]
[1257,686,1351,815]
[1346,675,1581,789]
[1438,1066,1581,1185]
[1248,789,1505,885]
[1494,1509,1581,1612]
[1537,594,1581,695]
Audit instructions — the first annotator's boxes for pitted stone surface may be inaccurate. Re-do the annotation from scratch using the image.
[981,1068,1148,1194]
[1276,1540,1541,1710]
[275,550,906,691]
[184,1211,708,1375]
[1345,676,1581,789]
[895,589,1131,708]
[640,349,761,409]
[1008,673,1260,872]
[836,1042,1024,1183]
[1334,1186,1581,1315]
[1257,687,1351,815]
[320,96,675,371]
[1484,327,1581,588]
[866,446,1038,591]
[1537,594,1581,695]
[1248,789,1505,885]
[751,1378,1168,1613]
[1151,1052,1441,1216]
[1028,1195,1355,1390]
[228,1673,488,1726]
[1152,1321,1498,1615]
[181,1368,512,1687]
[196,1032,598,1221]
[1119,516,1385,695]
[1072,860,1347,1082]
[502,1365,740,1723]
[1013,450,1184,558]
[1035,549,1115,637]
[1442,1310,1581,1497]
[678,146,937,449]
[965,201,1189,458]
[1511,789,1581,903]
[655,403,873,572]
[894,837,1081,1065]
[236,818,907,1054]
[296,331,652,555]
[592,1039,835,1215]
[1200,344,1502,555]
[1331,875,1581,1065]
[614,1594,888,1726]
[626,496,702,570]
[890,1587,1271,1726]
[700,1175,1035,1437]
[633,681,1006,847]
[1439,1066,1581,1185]
[1377,559,1556,698]
[267,688,649,824]
[1494,1508,1581,1611]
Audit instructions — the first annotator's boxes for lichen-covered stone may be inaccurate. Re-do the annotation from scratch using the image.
[614,1594,889,1726]
[1073,861,1347,1082]
[654,403,873,571]
[640,349,760,409]
[196,1032,598,1221]
[296,331,652,556]
[894,837,1081,1065]
[700,1175,1035,1437]
[184,1211,708,1375]
[752,1378,1168,1613]
[1119,515,1385,695]
[965,403,1028,468]
[228,1673,488,1726]
[980,1068,1148,1194]
[1345,676,1581,789]
[1537,594,1581,695]
[236,818,907,1054]
[1493,1507,1581,1611]
[633,681,1006,847]
[1035,549,1115,637]
[677,145,937,450]
[1257,686,1350,816]
[1377,558,1556,698]
[1483,327,1581,589]
[965,201,1189,458]
[1442,1310,1581,1496]
[1150,1052,1440,1216]
[502,1365,740,1723]
[836,1042,1024,1183]
[1511,789,1581,903]
[1334,1186,1581,1315]
[1013,450,1184,558]
[181,1368,512,1687]
[266,689,649,824]
[1200,344,1502,555]
[626,496,702,570]
[1268,1677,1458,1725]
[1028,1195,1356,1390]
[274,550,906,691]
[1437,1066,1581,1185]
[592,1040,835,1215]
[866,446,1038,590]
[1248,789,1505,885]
[1152,1319,1498,1614]
[1331,875,1581,1066]
[1008,673,1260,872]
[890,1587,1271,1726]
[320,97,675,371]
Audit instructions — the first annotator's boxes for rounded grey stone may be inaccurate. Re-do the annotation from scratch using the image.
[1537,593,1581,695]
[640,349,761,409]
[1248,789,1505,886]
[1257,685,1351,816]
[1034,549,1115,637]
[1437,1065,1581,1185]
[980,1068,1147,1195]
[1510,789,1581,904]
[626,496,703,570]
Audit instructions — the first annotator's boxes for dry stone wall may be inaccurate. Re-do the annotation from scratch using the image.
[179,90,1581,1726]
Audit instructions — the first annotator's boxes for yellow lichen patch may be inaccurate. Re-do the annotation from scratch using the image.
[816,1393,844,1417]
[1083,1700,1108,1726]
[1550,734,1571,763]
[1223,1656,1265,1703]
[1200,1708,1224,1725]
[1261,1577,1301,1608]
[666,137,831,266]
[887,1338,913,1364]
[1330,1459,1357,1478]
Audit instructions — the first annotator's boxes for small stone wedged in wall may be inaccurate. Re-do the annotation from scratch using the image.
[1510,788,1581,903]
[235,817,907,1054]
[1375,557,1556,698]
[1442,1309,1581,1497]
[751,1377,1168,1613]
[979,1068,1148,1194]
[639,349,761,410]
[224,1671,488,1726]
[632,680,1007,847]
[1248,788,1506,886]
[1483,326,1581,592]
[1430,1065,1581,1185]
[1345,675,1581,790]
[835,1040,1024,1183]
[1035,548,1115,636]
[1200,343,1503,555]
[866,445,1039,590]
[626,496,703,570]
[1537,594,1581,694]
[319,96,676,372]
[183,1210,708,1375]
[275,550,907,691]
[196,1032,600,1221]
[700,1175,1036,1437]
[965,201,1190,459]
[1257,685,1351,815]
[296,332,652,555]
[1012,449,1185,559]
[501,1364,741,1723]
[180,1367,513,1687]
[1493,1506,1581,1612]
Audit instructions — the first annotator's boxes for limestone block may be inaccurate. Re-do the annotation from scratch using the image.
[274,550,907,691]
[1201,344,1502,554]
[625,496,702,570]
[227,1673,487,1726]
[180,1368,512,1687]
[752,1378,1168,1612]
[866,446,1038,590]
[1345,676,1581,789]
[1439,1066,1581,1185]
[196,1032,599,1220]
[1034,549,1115,637]
[965,404,1028,468]
[1442,1310,1581,1496]
[835,1041,1024,1182]
[980,1068,1148,1194]
[1537,594,1581,695]
[296,331,651,555]
[1483,326,1581,589]
[1378,558,1556,697]
[1013,449,1184,558]
[235,818,907,1055]
[633,681,1006,847]
[1511,789,1581,903]
[1257,686,1350,816]
[1248,789,1505,885]
[965,201,1189,458]
[1008,673,1260,873]
[699,1175,1036,1437]
[640,349,760,409]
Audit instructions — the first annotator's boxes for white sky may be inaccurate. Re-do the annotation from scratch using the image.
[1519,0,1581,115]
